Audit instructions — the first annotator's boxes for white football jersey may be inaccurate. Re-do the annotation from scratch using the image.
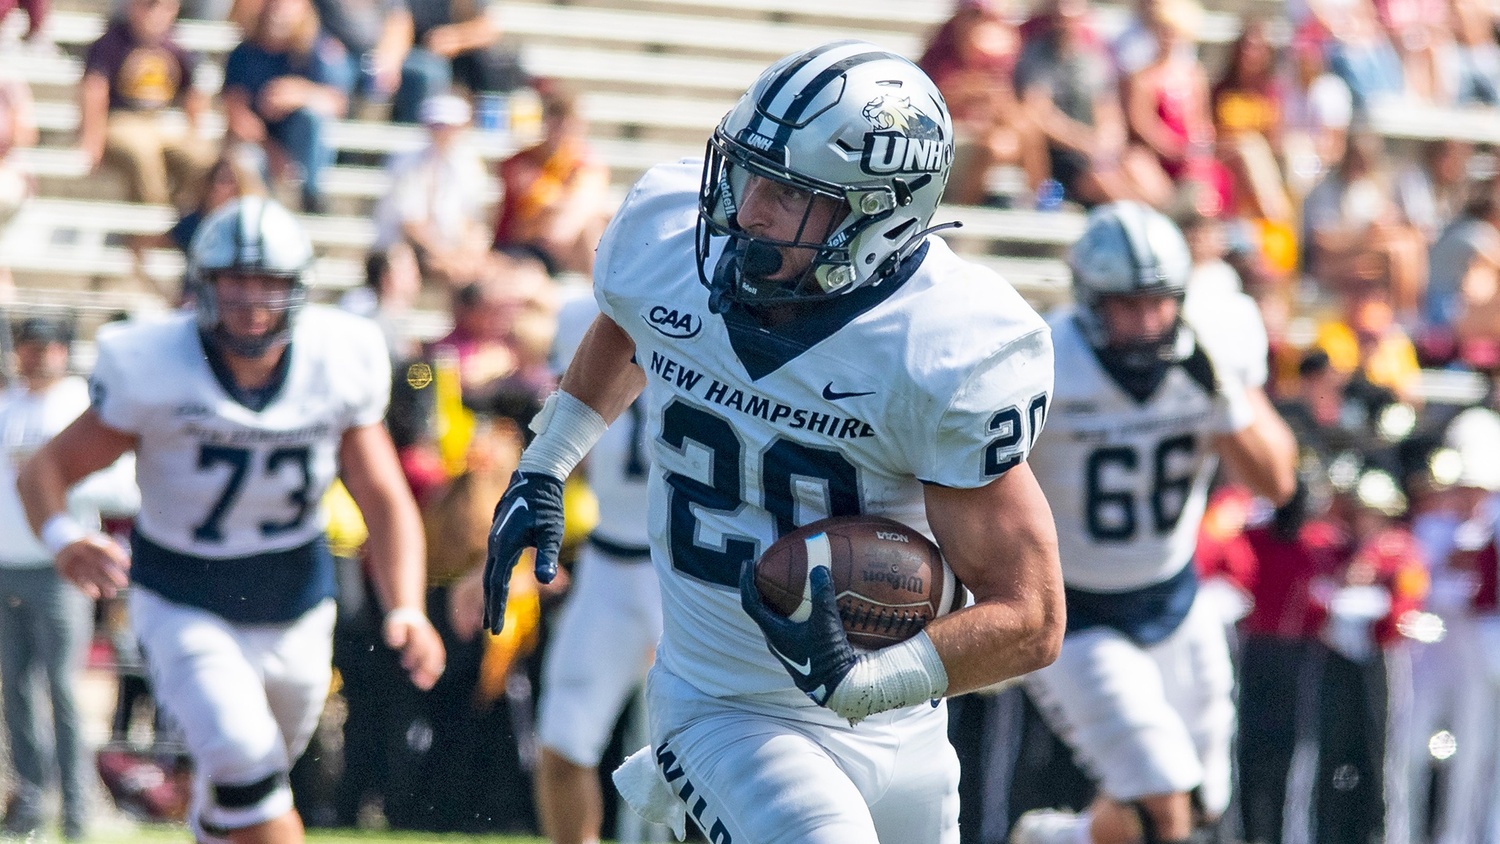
[90,306,390,560]
[595,161,1053,712]
[1028,310,1251,593]
[553,291,651,549]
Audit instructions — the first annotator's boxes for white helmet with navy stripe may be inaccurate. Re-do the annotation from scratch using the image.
[1068,200,1192,364]
[697,40,954,312]
[189,196,313,357]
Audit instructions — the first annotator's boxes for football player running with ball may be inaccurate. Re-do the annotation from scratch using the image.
[484,41,1065,844]
[18,197,445,844]
[1013,202,1297,844]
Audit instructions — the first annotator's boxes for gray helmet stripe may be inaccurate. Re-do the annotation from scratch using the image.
[1113,205,1158,291]
[773,49,909,149]
[747,40,857,139]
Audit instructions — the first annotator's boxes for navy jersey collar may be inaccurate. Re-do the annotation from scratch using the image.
[200,331,294,412]
[719,241,929,381]
[1078,315,1217,405]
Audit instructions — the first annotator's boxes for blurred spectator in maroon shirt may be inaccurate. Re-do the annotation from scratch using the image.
[918,0,1044,205]
[428,249,558,403]
[493,81,612,275]
[1122,0,1230,211]
[0,0,49,52]
[1212,20,1296,224]
[80,0,216,208]
[1209,467,1341,844]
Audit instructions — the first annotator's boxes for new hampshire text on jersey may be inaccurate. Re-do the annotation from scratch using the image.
[648,350,875,440]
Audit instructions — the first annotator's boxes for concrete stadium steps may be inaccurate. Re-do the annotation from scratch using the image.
[4,0,1270,313]
[16,196,378,254]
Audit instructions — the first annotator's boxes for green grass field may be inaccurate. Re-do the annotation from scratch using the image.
[99,826,547,843]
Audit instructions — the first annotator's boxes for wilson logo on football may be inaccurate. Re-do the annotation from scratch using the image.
[858,94,950,176]
[861,567,925,594]
[645,306,702,339]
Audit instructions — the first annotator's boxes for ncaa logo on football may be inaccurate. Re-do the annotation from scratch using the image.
[858,94,950,176]
[646,306,702,339]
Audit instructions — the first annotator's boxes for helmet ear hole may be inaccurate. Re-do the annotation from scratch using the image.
[884,218,917,242]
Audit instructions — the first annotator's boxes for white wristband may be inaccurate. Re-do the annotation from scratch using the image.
[384,607,430,630]
[517,390,610,479]
[826,630,949,723]
[41,514,89,557]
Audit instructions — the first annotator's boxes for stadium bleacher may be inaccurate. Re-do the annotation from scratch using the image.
[0,0,1495,408]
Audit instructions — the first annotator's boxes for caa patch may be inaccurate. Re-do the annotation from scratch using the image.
[645,306,703,339]
[859,94,950,176]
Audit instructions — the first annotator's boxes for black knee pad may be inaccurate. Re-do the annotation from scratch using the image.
[213,770,285,810]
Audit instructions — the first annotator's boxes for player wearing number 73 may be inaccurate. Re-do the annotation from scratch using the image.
[1012,202,1297,844]
[16,197,445,844]
[485,41,1064,844]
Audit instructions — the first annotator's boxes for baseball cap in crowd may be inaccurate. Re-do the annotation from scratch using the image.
[420,95,472,127]
[13,317,71,346]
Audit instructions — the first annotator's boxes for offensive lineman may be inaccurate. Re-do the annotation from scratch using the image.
[17,197,446,844]
[484,41,1065,844]
[532,290,664,844]
[1013,202,1297,844]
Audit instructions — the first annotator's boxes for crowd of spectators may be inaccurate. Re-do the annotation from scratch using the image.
[915,1,1500,841]
[4,0,1500,839]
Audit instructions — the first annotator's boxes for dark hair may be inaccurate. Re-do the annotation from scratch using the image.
[12,316,73,346]
[365,249,391,291]
[1463,177,1500,221]
[453,280,485,312]
[495,243,559,278]
[535,78,580,123]
[1299,348,1332,378]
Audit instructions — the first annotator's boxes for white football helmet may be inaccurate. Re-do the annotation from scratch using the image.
[189,196,313,357]
[1067,201,1192,370]
[697,40,954,312]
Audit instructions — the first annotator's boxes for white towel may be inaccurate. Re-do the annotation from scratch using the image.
[612,745,688,841]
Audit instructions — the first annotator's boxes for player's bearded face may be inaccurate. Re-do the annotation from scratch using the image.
[734,174,846,284]
[213,273,297,348]
[1097,293,1180,348]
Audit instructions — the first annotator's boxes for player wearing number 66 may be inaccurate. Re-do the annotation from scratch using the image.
[17,197,445,844]
[1011,202,1297,844]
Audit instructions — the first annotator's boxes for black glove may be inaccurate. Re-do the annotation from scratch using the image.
[738,559,857,706]
[484,470,566,634]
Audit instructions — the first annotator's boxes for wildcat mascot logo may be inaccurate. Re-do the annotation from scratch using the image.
[859,94,951,176]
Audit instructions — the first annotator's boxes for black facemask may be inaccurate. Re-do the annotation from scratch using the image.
[707,237,789,315]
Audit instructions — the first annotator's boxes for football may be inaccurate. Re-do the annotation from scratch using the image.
[754,515,967,650]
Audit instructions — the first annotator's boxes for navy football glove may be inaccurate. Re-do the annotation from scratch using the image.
[484,470,565,634]
[739,558,857,706]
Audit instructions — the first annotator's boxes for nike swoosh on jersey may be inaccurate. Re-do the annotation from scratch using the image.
[822,383,876,401]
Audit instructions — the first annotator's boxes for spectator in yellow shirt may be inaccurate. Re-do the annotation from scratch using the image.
[1314,280,1422,403]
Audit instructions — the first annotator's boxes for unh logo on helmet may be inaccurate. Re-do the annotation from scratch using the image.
[858,94,950,176]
